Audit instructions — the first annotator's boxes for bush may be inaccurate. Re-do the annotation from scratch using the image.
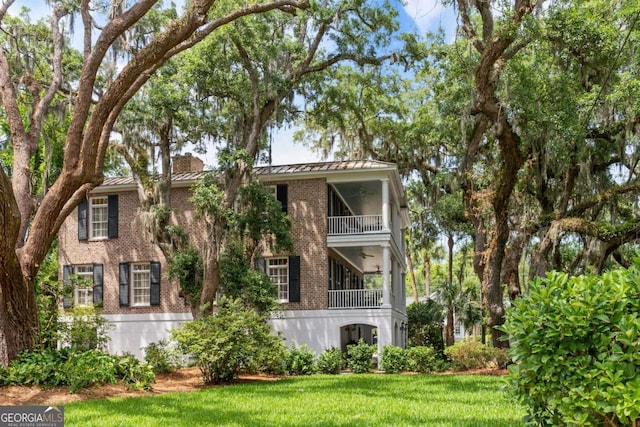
[406,346,437,373]
[63,350,118,393]
[346,339,376,374]
[380,345,406,373]
[407,300,445,355]
[115,353,156,391]
[317,348,343,374]
[2,348,156,393]
[143,340,183,373]
[444,340,507,371]
[171,297,286,384]
[285,344,316,376]
[59,306,113,351]
[501,266,640,426]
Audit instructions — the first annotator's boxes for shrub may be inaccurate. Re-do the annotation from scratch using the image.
[346,339,376,374]
[501,266,640,426]
[317,348,343,374]
[171,297,286,384]
[407,300,445,355]
[2,348,156,393]
[406,346,437,373]
[115,353,156,391]
[380,345,406,374]
[444,340,507,370]
[59,306,113,351]
[63,350,118,393]
[143,340,183,373]
[285,344,316,376]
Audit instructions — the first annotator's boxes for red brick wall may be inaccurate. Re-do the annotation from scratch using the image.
[264,178,328,310]
[59,177,329,314]
[58,188,198,315]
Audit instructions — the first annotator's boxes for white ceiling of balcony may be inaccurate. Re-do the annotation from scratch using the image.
[333,181,381,215]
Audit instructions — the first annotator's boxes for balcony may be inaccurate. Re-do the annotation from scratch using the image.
[328,289,383,309]
[328,215,383,235]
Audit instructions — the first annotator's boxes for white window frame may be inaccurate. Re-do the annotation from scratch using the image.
[89,196,109,240]
[74,265,94,307]
[267,257,289,303]
[131,263,151,306]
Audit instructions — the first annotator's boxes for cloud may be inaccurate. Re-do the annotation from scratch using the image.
[401,0,457,37]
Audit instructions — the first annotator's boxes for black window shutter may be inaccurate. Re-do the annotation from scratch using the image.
[254,257,266,273]
[63,265,73,308]
[289,256,300,302]
[108,195,119,238]
[119,262,130,306]
[150,261,161,306]
[93,263,104,304]
[78,199,88,241]
[276,184,288,214]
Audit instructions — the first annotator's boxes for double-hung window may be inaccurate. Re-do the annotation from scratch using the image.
[74,265,94,306]
[131,263,151,306]
[119,261,160,307]
[78,195,118,241]
[268,258,289,302]
[90,196,109,239]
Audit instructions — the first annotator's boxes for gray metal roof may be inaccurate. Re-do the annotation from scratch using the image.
[101,160,397,188]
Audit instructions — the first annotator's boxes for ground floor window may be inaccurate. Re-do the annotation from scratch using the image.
[268,257,289,302]
[132,263,151,306]
[74,265,94,306]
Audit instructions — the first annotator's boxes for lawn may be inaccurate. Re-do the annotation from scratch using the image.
[63,374,525,426]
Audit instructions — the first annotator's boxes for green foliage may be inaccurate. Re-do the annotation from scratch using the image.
[64,350,119,393]
[171,298,286,384]
[380,345,406,374]
[501,265,640,426]
[59,306,113,351]
[35,241,63,350]
[406,346,438,373]
[168,246,204,307]
[346,339,376,374]
[220,239,278,314]
[284,344,316,376]
[444,340,508,371]
[316,347,343,374]
[143,340,184,374]
[114,353,156,392]
[407,300,445,354]
[1,348,155,393]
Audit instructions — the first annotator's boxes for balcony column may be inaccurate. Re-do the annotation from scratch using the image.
[381,178,390,231]
[382,244,391,308]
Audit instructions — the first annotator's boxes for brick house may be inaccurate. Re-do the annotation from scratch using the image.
[58,157,409,358]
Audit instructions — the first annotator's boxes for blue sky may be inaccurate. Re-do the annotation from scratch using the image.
[10,0,457,166]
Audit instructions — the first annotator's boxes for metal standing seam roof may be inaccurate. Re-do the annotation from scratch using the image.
[100,160,398,188]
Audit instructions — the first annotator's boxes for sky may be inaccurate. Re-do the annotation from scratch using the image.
[10,0,457,166]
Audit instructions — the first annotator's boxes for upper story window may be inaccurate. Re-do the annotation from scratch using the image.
[78,195,118,241]
[268,257,289,302]
[90,197,108,239]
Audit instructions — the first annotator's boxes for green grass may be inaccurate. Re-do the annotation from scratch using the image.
[63,374,524,426]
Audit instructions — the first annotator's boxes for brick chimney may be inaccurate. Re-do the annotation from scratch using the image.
[172,153,204,174]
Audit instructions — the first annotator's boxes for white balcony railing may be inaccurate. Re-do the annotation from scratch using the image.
[328,289,383,309]
[328,215,383,235]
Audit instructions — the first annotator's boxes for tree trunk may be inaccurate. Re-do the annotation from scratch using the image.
[445,302,455,347]
[423,252,431,298]
[501,231,528,300]
[406,245,419,302]
[0,168,39,366]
